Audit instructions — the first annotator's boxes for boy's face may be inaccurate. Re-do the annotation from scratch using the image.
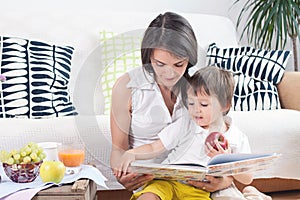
[187,88,224,129]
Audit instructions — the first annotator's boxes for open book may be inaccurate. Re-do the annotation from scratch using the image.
[129,153,280,181]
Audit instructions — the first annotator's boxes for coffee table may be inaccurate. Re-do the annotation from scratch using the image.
[32,179,97,200]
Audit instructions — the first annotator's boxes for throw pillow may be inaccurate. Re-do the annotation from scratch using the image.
[100,30,142,115]
[206,43,291,111]
[0,36,77,118]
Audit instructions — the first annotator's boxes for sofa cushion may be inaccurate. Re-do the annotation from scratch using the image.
[206,43,291,111]
[277,72,300,111]
[99,31,142,115]
[229,109,300,180]
[0,36,77,118]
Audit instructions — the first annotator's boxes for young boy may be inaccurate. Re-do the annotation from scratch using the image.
[115,66,271,200]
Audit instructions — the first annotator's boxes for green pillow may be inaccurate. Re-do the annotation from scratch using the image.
[100,31,142,115]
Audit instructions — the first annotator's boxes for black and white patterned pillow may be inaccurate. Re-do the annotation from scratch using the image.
[0,36,77,118]
[206,43,291,111]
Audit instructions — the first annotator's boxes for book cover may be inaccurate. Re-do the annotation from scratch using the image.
[129,153,280,181]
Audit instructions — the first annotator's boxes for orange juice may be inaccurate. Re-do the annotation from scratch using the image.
[58,149,85,167]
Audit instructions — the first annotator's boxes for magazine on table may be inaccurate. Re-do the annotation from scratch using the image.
[129,153,281,181]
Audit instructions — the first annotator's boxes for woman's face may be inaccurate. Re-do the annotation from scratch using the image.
[150,49,188,88]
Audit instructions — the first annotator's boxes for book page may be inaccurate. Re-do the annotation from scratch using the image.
[130,162,208,181]
[207,153,277,165]
[207,153,280,176]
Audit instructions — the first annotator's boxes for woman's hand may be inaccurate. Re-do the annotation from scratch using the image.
[116,172,154,191]
[187,175,233,192]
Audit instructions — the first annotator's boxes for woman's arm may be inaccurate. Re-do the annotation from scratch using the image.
[187,174,252,192]
[110,74,132,170]
[233,173,253,185]
[187,176,234,192]
[110,74,154,190]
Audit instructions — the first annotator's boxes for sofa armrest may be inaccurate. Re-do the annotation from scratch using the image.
[277,72,300,111]
[234,178,300,193]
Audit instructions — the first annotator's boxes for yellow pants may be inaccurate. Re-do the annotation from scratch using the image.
[131,180,211,200]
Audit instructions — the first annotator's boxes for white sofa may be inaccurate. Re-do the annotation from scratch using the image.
[0,10,299,194]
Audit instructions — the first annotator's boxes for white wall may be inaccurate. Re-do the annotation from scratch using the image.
[3,0,297,71]
[4,0,234,15]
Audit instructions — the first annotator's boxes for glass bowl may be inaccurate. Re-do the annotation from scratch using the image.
[3,161,43,183]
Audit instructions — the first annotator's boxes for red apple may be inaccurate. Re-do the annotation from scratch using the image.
[205,132,228,150]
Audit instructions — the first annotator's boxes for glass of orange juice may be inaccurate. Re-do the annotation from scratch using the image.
[58,142,85,174]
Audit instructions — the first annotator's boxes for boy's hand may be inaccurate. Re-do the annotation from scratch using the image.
[116,150,136,177]
[205,139,231,158]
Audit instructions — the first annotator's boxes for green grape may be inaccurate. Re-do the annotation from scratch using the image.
[32,149,39,155]
[7,157,14,165]
[20,151,27,157]
[27,142,34,147]
[38,152,46,160]
[13,153,21,160]
[30,152,37,160]
[10,149,18,156]
[2,142,44,164]
[33,157,41,163]
[28,142,38,148]
[25,147,32,155]
[37,147,44,153]
[0,150,10,162]
[23,156,31,164]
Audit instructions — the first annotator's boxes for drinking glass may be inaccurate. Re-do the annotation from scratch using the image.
[58,142,85,174]
[38,142,61,161]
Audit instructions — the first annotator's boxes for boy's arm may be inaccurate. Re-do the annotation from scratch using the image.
[128,139,166,160]
[118,140,166,176]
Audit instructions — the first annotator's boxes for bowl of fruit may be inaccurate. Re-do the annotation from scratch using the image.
[0,142,46,183]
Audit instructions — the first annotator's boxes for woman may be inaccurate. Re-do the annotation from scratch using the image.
[110,11,233,195]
